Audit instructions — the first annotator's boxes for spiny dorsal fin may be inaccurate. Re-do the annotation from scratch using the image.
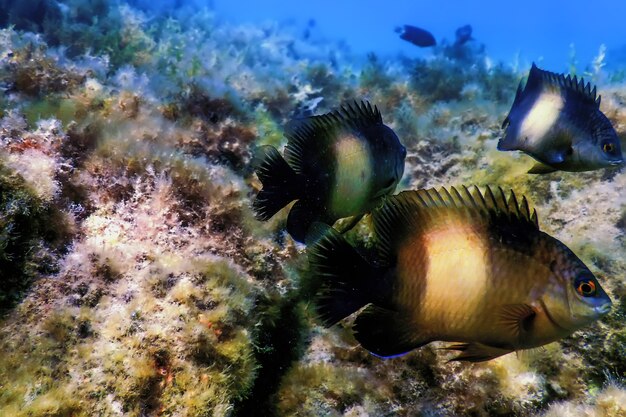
[373,186,540,260]
[419,187,537,221]
[284,100,382,174]
[527,63,601,108]
[337,100,383,129]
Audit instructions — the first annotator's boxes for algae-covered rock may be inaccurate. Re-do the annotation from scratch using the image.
[0,2,624,417]
[0,162,68,312]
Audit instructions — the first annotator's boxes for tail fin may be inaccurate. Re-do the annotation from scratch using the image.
[252,145,302,220]
[307,223,384,326]
[286,200,322,243]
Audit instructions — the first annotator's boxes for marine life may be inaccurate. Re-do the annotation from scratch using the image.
[499,63,624,173]
[253,101,406,242]
[2,1,626,415]
[395,24,437,47]
[309,186,612,361]
[454,24,473,46]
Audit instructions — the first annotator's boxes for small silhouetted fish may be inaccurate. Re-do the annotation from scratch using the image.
[303,18,316,39]
[308,186,612,362]
[252,101,406,242]
[499,63,623,173]
[396,25,436,47]
[454,24,473,46]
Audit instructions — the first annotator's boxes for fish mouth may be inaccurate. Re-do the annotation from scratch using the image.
[594,303,612,315]
[609,159,624,166]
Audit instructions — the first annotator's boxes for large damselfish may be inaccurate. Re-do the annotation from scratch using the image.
[252,101,406,242]
[309,186,612,361]
[499,63,623,174]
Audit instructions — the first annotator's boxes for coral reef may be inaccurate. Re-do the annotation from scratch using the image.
[0,1,624,416]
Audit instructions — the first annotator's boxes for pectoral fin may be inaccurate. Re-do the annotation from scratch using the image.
[543,149,567,165]
[528,162,558,174]
[498,303,536,345]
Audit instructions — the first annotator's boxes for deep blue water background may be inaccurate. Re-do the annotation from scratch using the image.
[204,0,626,74]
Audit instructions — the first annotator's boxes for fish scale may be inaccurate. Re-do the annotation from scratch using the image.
[310,186,612,361]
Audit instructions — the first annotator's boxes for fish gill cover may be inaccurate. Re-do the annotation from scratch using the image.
[0,1,624,417]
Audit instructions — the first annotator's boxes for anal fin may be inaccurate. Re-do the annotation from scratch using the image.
[353,305,429,358]
[444,342,513,362]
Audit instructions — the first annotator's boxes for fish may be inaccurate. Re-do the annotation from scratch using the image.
[303,18,316,40]
[395,25,436,47]
[308,186,612,362]
[499,63,623,174]
[454,24,473,46]
[252,101,406,243]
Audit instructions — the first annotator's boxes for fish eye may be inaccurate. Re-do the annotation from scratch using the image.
[575,277,597,297]
[602,142,615,154]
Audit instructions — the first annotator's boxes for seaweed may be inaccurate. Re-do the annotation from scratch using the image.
[0,1,625,416]
[0,163,68,313]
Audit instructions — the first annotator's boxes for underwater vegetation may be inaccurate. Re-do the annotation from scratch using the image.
[0,1,624,416]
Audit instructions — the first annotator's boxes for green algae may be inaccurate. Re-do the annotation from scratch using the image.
[0,3,624,417]
[23,98,79,127]
[254,107,284,148]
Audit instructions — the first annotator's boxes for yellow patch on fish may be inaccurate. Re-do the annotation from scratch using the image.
[424,225,488,315]
[330,133,372,218]
[397,220,489,334]
[519,91,564,147]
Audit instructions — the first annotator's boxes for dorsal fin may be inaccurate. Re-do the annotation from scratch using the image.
[526,63,601,108]
[373,186,539,260]
[283,100,383,174]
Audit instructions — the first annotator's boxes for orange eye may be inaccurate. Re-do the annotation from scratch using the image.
[576,279,596,297]
[603,143,615,153]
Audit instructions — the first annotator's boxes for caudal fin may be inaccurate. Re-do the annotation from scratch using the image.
[307,223,384,326]
[252,145,302,221]
[307,223,429,358]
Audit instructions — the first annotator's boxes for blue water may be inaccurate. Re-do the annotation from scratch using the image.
[210,0,626,73]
